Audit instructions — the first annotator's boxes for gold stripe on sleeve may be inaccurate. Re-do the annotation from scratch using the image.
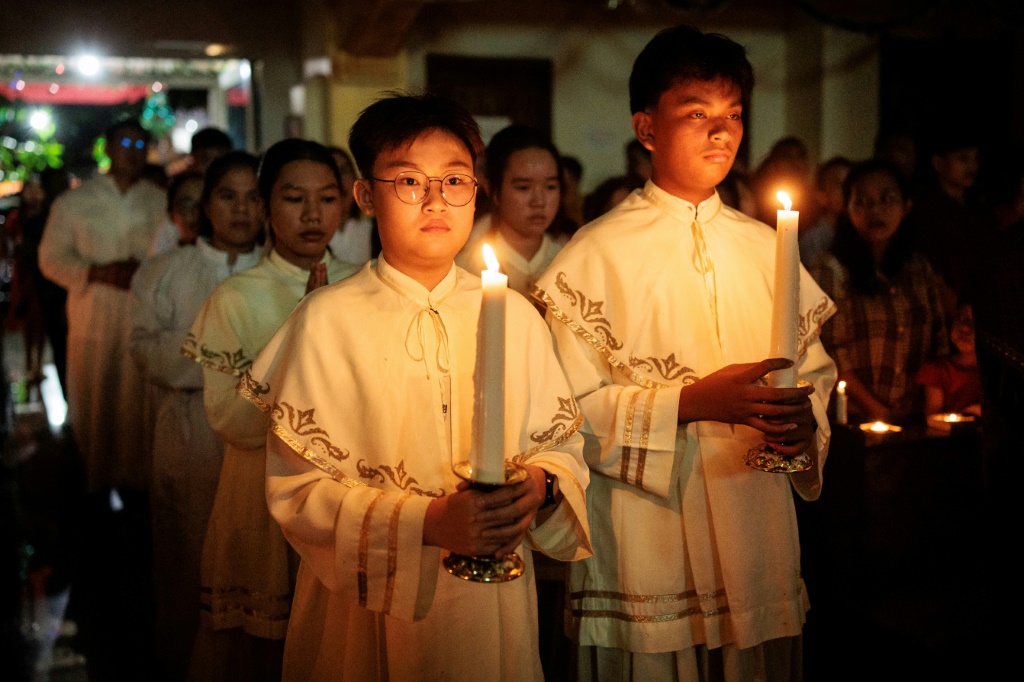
[357,493,385,607]
[382,495,410,614]
[620,390,641,484]
[634,389,657,490]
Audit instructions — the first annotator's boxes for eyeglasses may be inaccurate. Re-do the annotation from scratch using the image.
[370,171,477,207]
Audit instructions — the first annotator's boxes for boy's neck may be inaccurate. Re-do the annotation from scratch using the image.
[651,174,716,207]
[386,256,452,292]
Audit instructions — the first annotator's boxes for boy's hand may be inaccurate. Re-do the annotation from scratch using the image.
[762,394,817,455]
[678,358,815,437]
[422,464,547,558]
[305,262,328,295]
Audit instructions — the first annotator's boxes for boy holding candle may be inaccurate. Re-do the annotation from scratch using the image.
[533,26,837,679]
[241,95,592,681]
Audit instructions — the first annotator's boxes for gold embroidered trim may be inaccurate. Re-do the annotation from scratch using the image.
[628,353,698,384]
[530,396,581,444]
[621,391,640,484]
[571,605,731,623]
[552,271,623,350]
[514,410,585,463]
[199,585,292,620]
[382,495,408,614]
[271,423,360,485]
[532,287,668,390]
[570,588,724,603]
[183,337,253,377]
[796,297,837,357]
[238,372,271,413]
[635,389,656,490]
[357,493,385,608]
[355,459,444,498]
[273,401,350,462]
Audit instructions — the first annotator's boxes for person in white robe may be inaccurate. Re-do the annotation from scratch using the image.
[249,95,592,681]
[182,140,358,681]
[457,125,564,298]
[130,152,263,681]
[38,119,166,494]
[534,27,837,681]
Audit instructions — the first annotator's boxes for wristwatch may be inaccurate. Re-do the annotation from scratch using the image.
[540,469,561,509]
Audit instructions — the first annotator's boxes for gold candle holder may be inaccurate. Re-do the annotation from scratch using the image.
[442,460,528,583]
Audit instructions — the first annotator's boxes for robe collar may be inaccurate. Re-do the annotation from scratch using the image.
[267,247,332,283]
[374,255,458,310]
[641,181,722,227]
[196,237,261,274]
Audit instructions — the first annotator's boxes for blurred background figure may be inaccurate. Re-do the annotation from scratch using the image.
[624,138,651,190]
[916,303,982,417]
[583,175,633,223]
[131,152,263,682]
[327,146,376,264]
[458,125,563,297]
[800,156,852,267]
[716,167,756,215]
[874,130,918,185]
[811,159,948,424]
[551,154,583,241]
[751,135,813,224]
[189,128,234,175]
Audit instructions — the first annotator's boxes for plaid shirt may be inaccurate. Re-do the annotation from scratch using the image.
[811,252,948,422]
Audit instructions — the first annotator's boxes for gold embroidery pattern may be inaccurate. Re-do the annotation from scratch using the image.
[273,401,350,463]
[238,372,271,413]
[628,353,698,384]
[635,390,656,490]
[271,424,359,485]
[514,411,585,463]
[553,272,623,351]
[183,341,253,377]
[357,493,385,608]
[355,459,445,498]
[530,396,580,444]
[570,588,729,622]
[620,391,640,484]
[532,287,667,390]
[382,495,409,614]
[199,585,293,624]
[796,296,836,357]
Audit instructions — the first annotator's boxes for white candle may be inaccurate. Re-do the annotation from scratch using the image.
[769,190,800,388]
[835,380,848,425]
[473,244,507,484]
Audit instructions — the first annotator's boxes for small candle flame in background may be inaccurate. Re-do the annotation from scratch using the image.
[869,421,889,432]
[482,243,500,272]
[944,413,961,423]
[777,190,792,211]
[837,380,846,394]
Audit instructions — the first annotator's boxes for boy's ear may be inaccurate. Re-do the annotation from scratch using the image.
[353,179,375,216]
[632,111,655,152]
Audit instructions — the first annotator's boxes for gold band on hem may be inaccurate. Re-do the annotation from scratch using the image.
[571,605,730,623]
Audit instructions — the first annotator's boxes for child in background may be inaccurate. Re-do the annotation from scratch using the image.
[916,304,983,416]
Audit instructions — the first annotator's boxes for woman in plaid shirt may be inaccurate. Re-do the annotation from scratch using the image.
[811,159,948,423]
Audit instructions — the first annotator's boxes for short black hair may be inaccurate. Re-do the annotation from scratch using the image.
[348,93,483,179]
[629,25,754,114]
[484,125,561,195]
[104,118,150,144]
[191,127,233,153]
[561,156,583,182]
[256,138,341,206]
[166,170,203,213]
[815,156,853,189]
[199,151,260,239]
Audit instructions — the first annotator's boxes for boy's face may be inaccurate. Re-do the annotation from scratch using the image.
[632,78,743,206]
[933,147,979,193]
[354,129,476,286]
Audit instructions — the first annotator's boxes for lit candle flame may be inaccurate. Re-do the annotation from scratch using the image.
[869,421,889,433]
[837,380,846,394]
[777,190,792,211]
[482,243,500,272]
[944,413,961,423]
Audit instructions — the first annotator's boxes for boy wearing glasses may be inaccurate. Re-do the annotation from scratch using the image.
[534,26,836,678]
[243,94,592,680]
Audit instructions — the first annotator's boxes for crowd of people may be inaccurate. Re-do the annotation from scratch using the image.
[2,20,1021,682]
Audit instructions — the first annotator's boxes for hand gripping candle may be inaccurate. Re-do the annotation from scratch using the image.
[472,244,507,484]
[769,190,800,388]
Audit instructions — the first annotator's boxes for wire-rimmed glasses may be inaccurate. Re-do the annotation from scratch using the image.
[370,171,477,207]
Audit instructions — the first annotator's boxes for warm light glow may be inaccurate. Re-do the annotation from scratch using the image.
[77,54,101,77]
[777,190,792,211]
[869,421,889,432]
[205,43,227,57]
[55,64,65,75]
[482,243,500,272]
[185,119,199,133]
[152,81,163,93]
[14,80,25,91]
[239,60,252,80]
[29,110,51,131]
[837,380,846,394]
[49,83,59,94]
[944,413,961,423]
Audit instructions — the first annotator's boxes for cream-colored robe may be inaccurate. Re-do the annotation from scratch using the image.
[38,174,166,492]
[533,182,837,655]
[245,257,592,681]
[183,249,359,639]
[457,229,562,297]
[130,238,260,676]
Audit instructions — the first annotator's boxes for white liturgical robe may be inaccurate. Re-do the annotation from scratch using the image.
[245,257,592,681]
[38,174,166,492]
[184,249,358,639]
[533,182,837,655]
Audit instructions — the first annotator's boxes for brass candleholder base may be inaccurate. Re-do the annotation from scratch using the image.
[443,460,528,583]
[744,379,814,473]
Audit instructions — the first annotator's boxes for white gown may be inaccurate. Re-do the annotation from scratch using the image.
[38,174,166,492]
[246,257,593,681]
[129,238,261,679]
